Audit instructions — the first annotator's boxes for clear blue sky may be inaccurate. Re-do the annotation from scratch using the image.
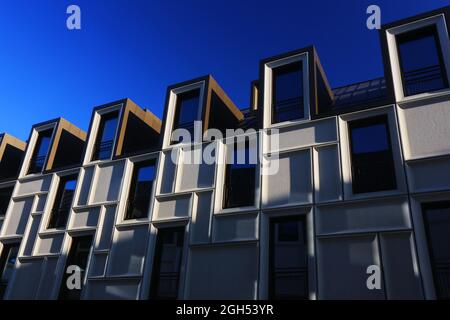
[0,0,448,141]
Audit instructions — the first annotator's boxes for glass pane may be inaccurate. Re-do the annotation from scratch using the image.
[423,203,450,299]
[0,187,13,217]
[174,90,200,128]
[1,245,19,282]
[397,26,448,96]
[28,129,53,174]
[126,161,155,220]
[351,123,389,154]
[151,227,184,299]
[93,111,119,160]
[48,175,77,229]
[272,62,304,123]
[271,218,308,299]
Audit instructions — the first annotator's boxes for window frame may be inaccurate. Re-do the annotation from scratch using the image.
[421,201,450,300]
[58,233,94,300]
[386,14,450,101]
[91,110,121,162]
[47,174,78,230]
[124,159,156,221]
[25,126,55,176]
[216,134,260,213]
[271,61,305,124]
[395,24,449,97]
[162,81,205,149]
[347,114,397,194]
[263,53,310,129]
[149,226,186,300]
[0,242,20,299]
[268,215,309,300]
[339,106,406,200]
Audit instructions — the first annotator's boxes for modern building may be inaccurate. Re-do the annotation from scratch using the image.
[1,6,450,300]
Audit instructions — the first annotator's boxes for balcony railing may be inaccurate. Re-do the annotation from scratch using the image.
[28,155,47,173]
[272,97,304,123]
[403,64,447,96]
[434,263,450,299]
[93,140,114,160]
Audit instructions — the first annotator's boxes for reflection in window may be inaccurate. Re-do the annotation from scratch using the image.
[125,160,156,220]
[272,61,304,123]
[270,216,308,299]
[48,175,78,229]
[0,187,13,218]
[92,111,119,161]
[349,115,396,194]
[150,227,185,300]
[59,235,93,300]
[28,129,53,174]
[223,138,256,208]
[422,202,450,300]
[397,25,448,96]
[172,89,200,143]
[0,243,19,299]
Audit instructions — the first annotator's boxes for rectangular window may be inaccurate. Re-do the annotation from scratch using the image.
[92,111,119,161]
[150,227,185,300]
[223,139,256,208]
[348,115,396,194]
[0,187,13,218]
[125,160,156,220]
[0,243,19,299]
[397,25,449,96]
[422,201,450,300]
[28,129,53,174]
[269,216,308,300]
[47,175,78,229]
[272,61,304,124]
[171,89,200,143]
[59,234,93,300]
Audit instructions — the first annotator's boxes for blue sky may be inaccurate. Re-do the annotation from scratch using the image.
[0,0,448,141]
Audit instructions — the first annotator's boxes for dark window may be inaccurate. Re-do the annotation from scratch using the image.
[92,111,119,161]
[269,216,308,300]
[171,89,200,143]
[272,61,304,123]
[397,25,449,96]
[422,202,450,299]
[125,160,156,220]
[0,243,19,299]
[348,115,396,194]
[0,187,13,218]
[150,227,185,300]
[28,129,53,174]
[59,234,93,300]
[223,139,256,208]
[48,175,77,229]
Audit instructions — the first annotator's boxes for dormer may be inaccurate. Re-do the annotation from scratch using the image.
[83,98,161,164]
[0,133,26,181]
[381,6,450,102]
[20,118,86,177]
[161,75,244,149]
[259,46,334,128]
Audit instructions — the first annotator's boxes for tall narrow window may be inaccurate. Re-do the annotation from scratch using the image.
[0,243,19,299]
[28,129,53,174]
[171,89,200,143]
[150,227,185,300]
[59,234,93,300]
[223,139,256,208]
[48,175,77,229]
[92,111,119,161]
[397,25,449,96]
[125,160,156,220]
[0,187,13,218]
[272,61,304,124]
[422,202,450,300]
[348,115,396,194]
[269,216,308,299]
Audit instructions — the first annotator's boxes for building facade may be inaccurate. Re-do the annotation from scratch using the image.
[1,6,450,300]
